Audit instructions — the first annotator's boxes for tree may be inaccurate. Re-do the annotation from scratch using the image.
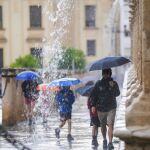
[58,47,86,70]
[10,54,40,69]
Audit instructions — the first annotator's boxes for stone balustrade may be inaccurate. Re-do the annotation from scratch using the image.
[1,68,28,126]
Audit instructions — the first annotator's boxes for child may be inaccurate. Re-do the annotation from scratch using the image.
[55,86,75,141]
[87,90,101,147]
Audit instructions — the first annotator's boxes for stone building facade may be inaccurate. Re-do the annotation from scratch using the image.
[68,0,114,63]
[114,0,150,149]
[0,0,55,68]
[0,0,114,69]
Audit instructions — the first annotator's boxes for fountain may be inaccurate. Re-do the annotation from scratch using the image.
[33,0,75,124]
[1,0,75,126]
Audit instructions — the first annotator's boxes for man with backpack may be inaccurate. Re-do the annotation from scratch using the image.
[91,68,120,150]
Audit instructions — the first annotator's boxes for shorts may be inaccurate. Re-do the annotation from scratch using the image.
[60,112,72,121]
[90,116,101,127]
[97,109,116,126]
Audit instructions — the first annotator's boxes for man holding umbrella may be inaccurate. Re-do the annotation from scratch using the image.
[91,68,120,150]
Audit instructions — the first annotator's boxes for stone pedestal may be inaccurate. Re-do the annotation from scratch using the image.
[114,66,150,150]
[2,68,26,126]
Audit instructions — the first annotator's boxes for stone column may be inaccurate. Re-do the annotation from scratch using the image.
[114,0,150,149]
[2,68,26,126]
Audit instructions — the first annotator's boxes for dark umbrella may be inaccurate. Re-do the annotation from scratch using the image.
[75,85,94,97]
[89,56,131,71]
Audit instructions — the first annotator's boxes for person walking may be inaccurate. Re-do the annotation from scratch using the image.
[55,86,75,141]
[87,90,101,147]
[91,68,120,150]
[22,80,39,125]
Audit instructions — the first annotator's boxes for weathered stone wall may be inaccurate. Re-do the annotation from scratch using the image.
[126,0,150,127]
[114,0,150,149]
[2,69,26,126]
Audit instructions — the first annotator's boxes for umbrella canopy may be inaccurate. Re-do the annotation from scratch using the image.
[16,71,40,80]
[48,77,81,88]
[75,85,94,97]
[89,56,131,71]
[37,83,60,91]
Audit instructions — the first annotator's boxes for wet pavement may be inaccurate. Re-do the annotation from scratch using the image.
[0,97,121,150]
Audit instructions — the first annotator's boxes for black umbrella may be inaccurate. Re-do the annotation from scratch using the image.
[75,85,94,97]
[89,56,131,71]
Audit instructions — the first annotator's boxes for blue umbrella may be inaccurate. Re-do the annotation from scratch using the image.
[89,56,131,71]
[16,71,40,80]
[48,77,81,87]
[75,85,94,97]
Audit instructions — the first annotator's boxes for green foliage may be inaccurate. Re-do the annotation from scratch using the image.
[58,47,86,70]
[10,54,40,69]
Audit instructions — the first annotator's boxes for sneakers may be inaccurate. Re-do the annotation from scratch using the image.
[108,143,114,150]
[91,139,98,147]
[103,139,107,149]
[55,128,60,139]
[67,134,74,141]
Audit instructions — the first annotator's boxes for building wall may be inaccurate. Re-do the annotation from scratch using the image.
[114,0,150,149]
[0,0,49,68]
[0,0,114,67]
[69,0,114,63]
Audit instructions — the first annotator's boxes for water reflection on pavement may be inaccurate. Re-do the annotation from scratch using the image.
[0,97,120,150]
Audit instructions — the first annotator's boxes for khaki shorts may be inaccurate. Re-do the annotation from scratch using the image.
[97,109,116,126]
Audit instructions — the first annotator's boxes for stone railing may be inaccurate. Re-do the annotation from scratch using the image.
[1,68,28,126]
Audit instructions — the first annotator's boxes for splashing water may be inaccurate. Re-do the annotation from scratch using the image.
[33,0,74,124]
[42,0,74,81]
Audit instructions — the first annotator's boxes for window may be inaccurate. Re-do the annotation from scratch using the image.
[31,48,43,67]
[85,5,96,27]
[0,48,3,68]
[0,6,3,29]
[30,6,42,28]
[87,40,96,56]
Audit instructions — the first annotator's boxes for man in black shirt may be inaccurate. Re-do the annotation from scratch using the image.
[91,68,120,150]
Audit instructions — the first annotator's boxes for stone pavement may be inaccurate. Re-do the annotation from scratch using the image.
[0,97,122,150]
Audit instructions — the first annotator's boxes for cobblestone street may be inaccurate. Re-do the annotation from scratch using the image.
[0,97,121,150]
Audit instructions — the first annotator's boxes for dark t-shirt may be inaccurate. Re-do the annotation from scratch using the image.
[22,80,38,100]
[91,77,120,112]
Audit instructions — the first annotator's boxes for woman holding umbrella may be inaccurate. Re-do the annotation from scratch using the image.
[22,80,39,125]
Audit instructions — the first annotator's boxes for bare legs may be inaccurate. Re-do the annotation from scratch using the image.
[24,98,35,125]
[58,119,72,135]
[92,125,98,137]
[108,124,113,143]
[56,119,73,140]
